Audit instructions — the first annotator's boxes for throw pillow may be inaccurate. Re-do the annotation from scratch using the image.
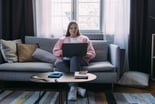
[0,39,22,63]
[17,43,38,62]
[32,48,56,63]
[118,71,149,87]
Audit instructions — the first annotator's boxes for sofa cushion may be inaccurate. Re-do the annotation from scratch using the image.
[0,62,54,72]
[0,39,22,63]
[17,44,38,62]
[91,40,108,61]
[25,36,58,52]
[83,61,115,72]
[32,48,56,63]
[118,71,149,87]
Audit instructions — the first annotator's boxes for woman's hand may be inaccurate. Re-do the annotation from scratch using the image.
[84,54,91,59]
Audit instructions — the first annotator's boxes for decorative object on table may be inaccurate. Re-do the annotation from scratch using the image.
[74,71,88,79]
[31,75,49,82]
[48,72,63,78]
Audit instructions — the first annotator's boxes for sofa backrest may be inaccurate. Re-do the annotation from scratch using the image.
[25,36,109,61]
[25,36,58,53]
[91,40,109,61]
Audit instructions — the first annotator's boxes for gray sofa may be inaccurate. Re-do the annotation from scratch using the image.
[0,36,120,85]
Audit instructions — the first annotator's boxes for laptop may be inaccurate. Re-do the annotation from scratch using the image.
[62,43,88,57]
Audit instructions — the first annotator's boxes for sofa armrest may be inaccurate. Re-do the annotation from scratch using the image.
[0,50,4,64]
[109,44,120,79]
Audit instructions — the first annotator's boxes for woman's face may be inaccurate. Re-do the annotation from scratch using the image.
[69,24,78,37]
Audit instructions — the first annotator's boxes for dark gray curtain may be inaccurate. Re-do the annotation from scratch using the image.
[128,0,151,73]
[1,0,34,40]
[0,0,2,39]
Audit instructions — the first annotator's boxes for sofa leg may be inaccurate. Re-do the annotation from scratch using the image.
[111,83,114,91]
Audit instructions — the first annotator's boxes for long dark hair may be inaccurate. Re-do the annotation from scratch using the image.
[65,21,80,37]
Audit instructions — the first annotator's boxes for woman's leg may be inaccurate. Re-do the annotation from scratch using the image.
[70,56,88,72]
[66,57,78,100]
[70,56,80,72]
[56,57,88,100]
[69,56,83,87]
[55,60,77,100]
[55,60,70,72]
[56,59,78,101]
[69,56,88,99]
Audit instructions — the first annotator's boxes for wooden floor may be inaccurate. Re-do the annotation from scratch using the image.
[114,80,155,97]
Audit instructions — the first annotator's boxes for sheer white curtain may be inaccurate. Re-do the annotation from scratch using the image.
[103,0,130,72]
[34,0,64,38]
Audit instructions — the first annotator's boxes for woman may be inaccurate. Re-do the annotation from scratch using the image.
[53,21,96,101]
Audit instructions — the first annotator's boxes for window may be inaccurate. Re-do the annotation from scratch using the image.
[35,0,130,42]
[35,0,102,38]
[50,0,102,34]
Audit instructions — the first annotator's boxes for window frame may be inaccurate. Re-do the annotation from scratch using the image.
[71,0,103,35]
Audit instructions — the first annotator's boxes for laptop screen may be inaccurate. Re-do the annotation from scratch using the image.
[62,43,88,57]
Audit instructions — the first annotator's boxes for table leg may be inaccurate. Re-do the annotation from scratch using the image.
[59,89,62,104]
[35,91,46,104]
[86,91,89,104]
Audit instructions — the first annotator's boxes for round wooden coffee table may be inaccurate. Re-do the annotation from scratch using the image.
[30,72,96,104]
[30,72,96,83]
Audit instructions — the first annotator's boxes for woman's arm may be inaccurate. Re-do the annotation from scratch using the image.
[82,36,96,60]
[53,39,63,57]
[85,40,96,59]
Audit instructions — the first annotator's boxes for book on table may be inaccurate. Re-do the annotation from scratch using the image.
[48,72,63,78]
[74,72,88,79]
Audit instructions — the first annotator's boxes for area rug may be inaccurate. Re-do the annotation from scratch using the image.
[0,90,155,104]
[0,90,111,104]
[113,93,155,104]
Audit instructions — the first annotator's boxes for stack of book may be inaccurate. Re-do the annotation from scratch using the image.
[74,72,88,79]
